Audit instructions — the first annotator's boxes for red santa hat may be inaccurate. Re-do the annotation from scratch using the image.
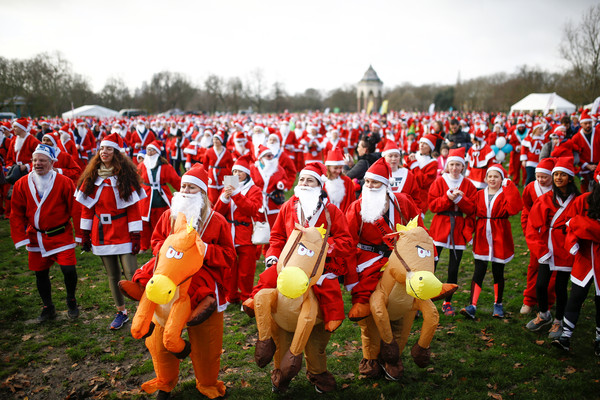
[446,147,466,165]
[59,124,71,135]
[531,122,544,133]
[472,129,486,142]
[325,148,346,166]
[75,119,85,126]
[268,130,282,143]
[552,157,575,177]
[100,132,124,151]
[42,132,58,148]
[300,162,327,186]
[232,153,252,176]
[364,157,391,186]
[535,157,555,176]
[516,118,525,128]
[146,140,162,154]
[579,109,593,123]
[487,163,507,179]
[550,126,566,140]
[233,131,247,143]
[213,131,224,143]
[181,164,208,193]
[13,118,29,132]
[381,140,401,157]
[420,133,441,151]
[257,144,273,160]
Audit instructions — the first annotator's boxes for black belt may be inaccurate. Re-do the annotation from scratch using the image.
[34,221,69,237]
[94,212,127,245]
[226,218,250,227]
[357,242,392,258]
[439,211,463,258]
[439,211,464,217]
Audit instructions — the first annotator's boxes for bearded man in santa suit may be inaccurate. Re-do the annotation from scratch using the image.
[41,132,82,182]
[126,118,156,164]
[5,117,40,174]
[323,148,355,212]
[137,141,181,252]
[230,131,252,162]
[345,158,425,321]
[250,145,288,230]
[250,125,268,158]
[203,131,233,205]
[120,164,235,399]
[266,130,297,190]
[72,119,96,169]
[278,119,298,165]
[184,128,213,170]
[10,144,79,322]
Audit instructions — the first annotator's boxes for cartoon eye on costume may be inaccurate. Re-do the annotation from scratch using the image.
[297,244,314,257]
[166,247,184,259]
[416,245,431,258]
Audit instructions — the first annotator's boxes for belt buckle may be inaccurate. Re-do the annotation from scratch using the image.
[100,214,112,224]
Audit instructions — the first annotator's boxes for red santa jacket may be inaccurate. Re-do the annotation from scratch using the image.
[324,174,355,213]
[136,208,236,310]
[520,134,546,167]
[565,193,600,293]
[405,154,438,213]
[203,146,233,190]
[76,177,145,256]
[266,196,354,277]
[54,149,82,182]
[249,162,287,218]
[165,135,190,161]
[428,173,477,250]
[389,167,424,212]
[466,144,495,189]
[526,190,577,271]
[10,171,76,257]
[137,160,181,220]
[5,133,40,170]
[345,192,424,273]
[275,151,297,190]
[125,129,156,158]
[520,180,551,233]
[73,126,96,163]
[568,128,600,172]
[473,180,522,263]
[300,133,324,164]
[213,179,262,246]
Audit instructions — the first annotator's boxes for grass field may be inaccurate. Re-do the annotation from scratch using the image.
[1,209,599,399]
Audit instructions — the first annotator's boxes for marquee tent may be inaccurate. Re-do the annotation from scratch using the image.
[510,93,576,114]
[62,105,120,119]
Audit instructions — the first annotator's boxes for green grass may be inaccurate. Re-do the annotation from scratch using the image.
[1,205,599,399]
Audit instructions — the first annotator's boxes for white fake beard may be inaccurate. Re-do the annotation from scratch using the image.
[267,142,280,155]
[361,185,388,223]
[143,153,159,170]
[294,185,321,219]
[14,135,25,152]
[234,142,247,154]
[324,177,345,207]
[170,191,204,228]
[32,170,52,198]
[261,158,278,177]
[252,133,266,146]
[60,132,71,143]
[200,136,212,148]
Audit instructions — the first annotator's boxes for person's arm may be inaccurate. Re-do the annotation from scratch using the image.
[345,158,369,180]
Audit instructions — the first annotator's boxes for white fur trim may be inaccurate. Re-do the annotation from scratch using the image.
[181,175,207,193]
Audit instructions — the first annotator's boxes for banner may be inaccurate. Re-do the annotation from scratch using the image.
[379,100,388,115]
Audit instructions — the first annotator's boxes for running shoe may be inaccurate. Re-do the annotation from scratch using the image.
[520,304,532,314]
[548,321,563,339]
[493,303,504,318]
[109,311,129,330]
[460,305,476,320]
[526,312,552,332]
[551,336,570,352]
[442,302,455,317]
[37,305,57,323]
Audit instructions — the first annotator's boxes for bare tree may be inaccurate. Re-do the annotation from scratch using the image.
[560,4,600,104]
[225,77,244,112]
[245,68,267,112]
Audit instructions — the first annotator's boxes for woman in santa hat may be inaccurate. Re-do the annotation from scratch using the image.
[525,158,580,339]
[382,140,424,211]
[122,163,236,399]
[520,158,556,315]
[213,154,263,304]
[404,133,441,214]
[553,166,600,354]
[465,130,496,190]
[428,147,477,316]
[76,133,145,330]
[460,164,522,320]
[137,140,181,252]
[203,131,233,205]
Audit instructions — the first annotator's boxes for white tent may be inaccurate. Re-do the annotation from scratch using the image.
[62,105,120,119]
[510,93,576,114]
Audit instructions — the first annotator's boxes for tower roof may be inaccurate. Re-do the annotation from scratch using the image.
[359,65,382,83]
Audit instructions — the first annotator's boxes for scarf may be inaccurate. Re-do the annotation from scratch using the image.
[98,165,115,179]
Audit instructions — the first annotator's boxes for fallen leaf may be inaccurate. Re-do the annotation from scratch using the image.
[21,334,32,341]
[41,366,53,373]
[565,366,576,374]
[535,340,545,346]
[372,383,379,388]
[488,392,503,400]
[442,369,453,378]
[459,358,466,363]
[513,363,523,369]
[240,379,251,388]
[342,383,350,389]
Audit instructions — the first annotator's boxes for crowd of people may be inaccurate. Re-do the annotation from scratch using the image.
[4,108,600,396]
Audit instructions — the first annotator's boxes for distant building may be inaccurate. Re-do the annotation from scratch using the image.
[357,65,383,113]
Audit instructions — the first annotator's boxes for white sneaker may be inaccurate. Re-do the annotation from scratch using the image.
[520,304,532,314]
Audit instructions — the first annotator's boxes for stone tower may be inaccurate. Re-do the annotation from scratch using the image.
[357,65,383,113]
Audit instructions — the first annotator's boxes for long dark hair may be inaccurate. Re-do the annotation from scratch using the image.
[551,174,580,208]
[78,150,142,201]
[587,182,600,219]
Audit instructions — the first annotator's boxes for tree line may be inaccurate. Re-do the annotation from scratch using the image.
[1,5,598,118]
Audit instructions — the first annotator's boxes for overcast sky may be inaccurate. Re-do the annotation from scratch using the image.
[2,0,596,95]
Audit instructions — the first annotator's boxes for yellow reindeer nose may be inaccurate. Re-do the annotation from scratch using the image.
[406,271,442,300]
[277,266,309,299]
[146,274,177,304]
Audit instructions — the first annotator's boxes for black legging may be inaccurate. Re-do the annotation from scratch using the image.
[471,260,504,305]
[435,246,463,302]
[35,265,77,308]
[536,264,569,320]
[562,280,600,338]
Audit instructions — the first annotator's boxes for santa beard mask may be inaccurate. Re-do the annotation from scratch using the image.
[200,135,213,148]
[170,191,205,229]
[143,153,160,170]
[32,170,53,198]
[324,177,345,207]
[267,141,280,156]
[261,158,278,177]
[294,185,321,220]
[14,135,25,152]
[360,185,389,223]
